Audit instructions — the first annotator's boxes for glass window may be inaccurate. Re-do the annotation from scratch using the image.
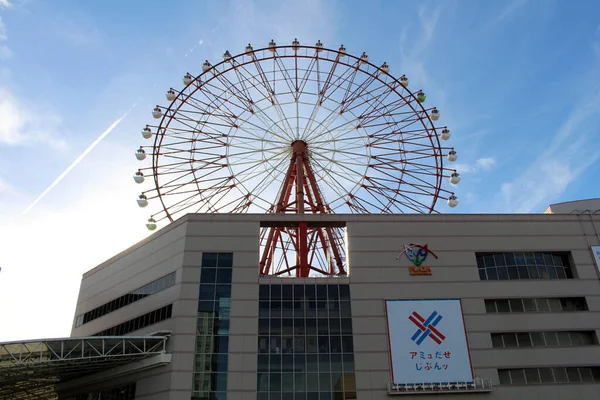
[485,300,497,313]
[544,332,558,346]
[305,285,316,300]
[548,298,562,312]
[510,369,526,384]
[525,368,541,384]
[530,332,545,347]
[497,267,509,280]
[498,370,511,384]
[282,285,293,300]
[259,285,270,300]
[580,367,594,383]
[523,298,537,312]
[507,266,519,279]
[535,298,550,312]
[553,367,568,383]
[271,285,282,300]
[491,334,504,348]
[503,334,517,348]
[581,332,595,345]
[496,300,510,313]
[539,368,554,383]
[341,319,353,334]
[557,332,571,346]
[202,253,218,268]
[509,299,524,312]
[217,253,233,268]
[566,367,581,383]
[216,269,231,284]
[339,285,350,300]
[486,267,498,280]
[517,333,532,347]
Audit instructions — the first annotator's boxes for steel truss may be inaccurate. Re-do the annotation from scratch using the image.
[0,336,169,400]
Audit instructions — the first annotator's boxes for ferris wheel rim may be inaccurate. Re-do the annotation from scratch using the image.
[142,42,456,223]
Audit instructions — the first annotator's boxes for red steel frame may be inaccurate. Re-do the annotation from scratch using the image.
[259,140,346,277]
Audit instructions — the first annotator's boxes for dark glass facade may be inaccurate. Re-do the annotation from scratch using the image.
[476,252,574,280]
[192,253,233,400]
[258,282,356,400]
[92,304,172,336]
[71,382,136,400]
[485,297,588,313]
[76,271,176,327]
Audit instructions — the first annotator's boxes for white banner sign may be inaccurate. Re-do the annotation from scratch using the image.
[592,246,600,274]
[386,299,473,384]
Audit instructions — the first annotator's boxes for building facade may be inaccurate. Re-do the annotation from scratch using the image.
[67,208,600,400]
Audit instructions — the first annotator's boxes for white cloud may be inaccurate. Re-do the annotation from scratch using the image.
[0,89,68,149]
[451,157,496,174]
[499,90,600,213]
[0,44,11,58]
[0,0,12,7]
[475,157,496,170]
[0,16,7,41]
[497,0,528,22]
[0,146,153,341]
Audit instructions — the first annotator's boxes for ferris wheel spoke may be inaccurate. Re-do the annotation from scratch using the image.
[250,53,296,140]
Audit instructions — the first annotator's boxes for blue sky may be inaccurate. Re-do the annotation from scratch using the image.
[0,0,599,340]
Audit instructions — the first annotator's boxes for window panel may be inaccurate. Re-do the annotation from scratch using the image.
[544,332,558,346]
[523,298,537,312]
[485,300,497,313]
[517,333,532,347]
[509,299,524,312]
[557,332,571,346]
[535,298,550,312]
[566,367,581,383]
[530,332,545,347]
[525,369,541,384]
[510,369,526,384]
[553,367,568,383]
[539,368,554,383]
[497,267,509,280]
[491,334,504,348]
[496,300,510,313]
[503,334,518,348]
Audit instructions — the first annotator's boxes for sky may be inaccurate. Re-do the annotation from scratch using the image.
[0,0,600,341]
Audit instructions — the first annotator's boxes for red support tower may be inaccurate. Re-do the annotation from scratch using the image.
[259,140,346,277]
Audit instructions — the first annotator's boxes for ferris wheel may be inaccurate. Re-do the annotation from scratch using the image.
[133,39,460,277]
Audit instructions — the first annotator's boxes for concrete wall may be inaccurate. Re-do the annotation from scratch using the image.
[68,212,600,400]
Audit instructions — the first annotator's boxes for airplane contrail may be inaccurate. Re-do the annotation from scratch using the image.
[22,108,134,215]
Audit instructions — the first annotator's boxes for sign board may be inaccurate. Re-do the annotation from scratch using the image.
[385,299,473,385]
[398,244,438,276]
[592,246,600,275]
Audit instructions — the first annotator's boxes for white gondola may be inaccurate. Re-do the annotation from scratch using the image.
[447,148,458,162]
[141,126,152,139]
[183,73,193,85]
[315,40,323,52]
[135,147,146,161]
[202,60,211,72]
[137,194,148,208]
[338,44,346,55]
[245,43,253,53]
[133,170,145,184]
[152,106,162,119]
[223,50,232,61]
[268,39,276,52]
[400,75,409,87]
[441,127,451,140]
[447,194,459,208]
[450,171,461,185]
[430,108,440,121]
[292,38,300,50]
[380,62,390,73]
[360,52,369,63]
[166,89,176,101]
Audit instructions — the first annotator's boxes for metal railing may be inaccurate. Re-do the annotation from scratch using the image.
[387,378,493,395]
